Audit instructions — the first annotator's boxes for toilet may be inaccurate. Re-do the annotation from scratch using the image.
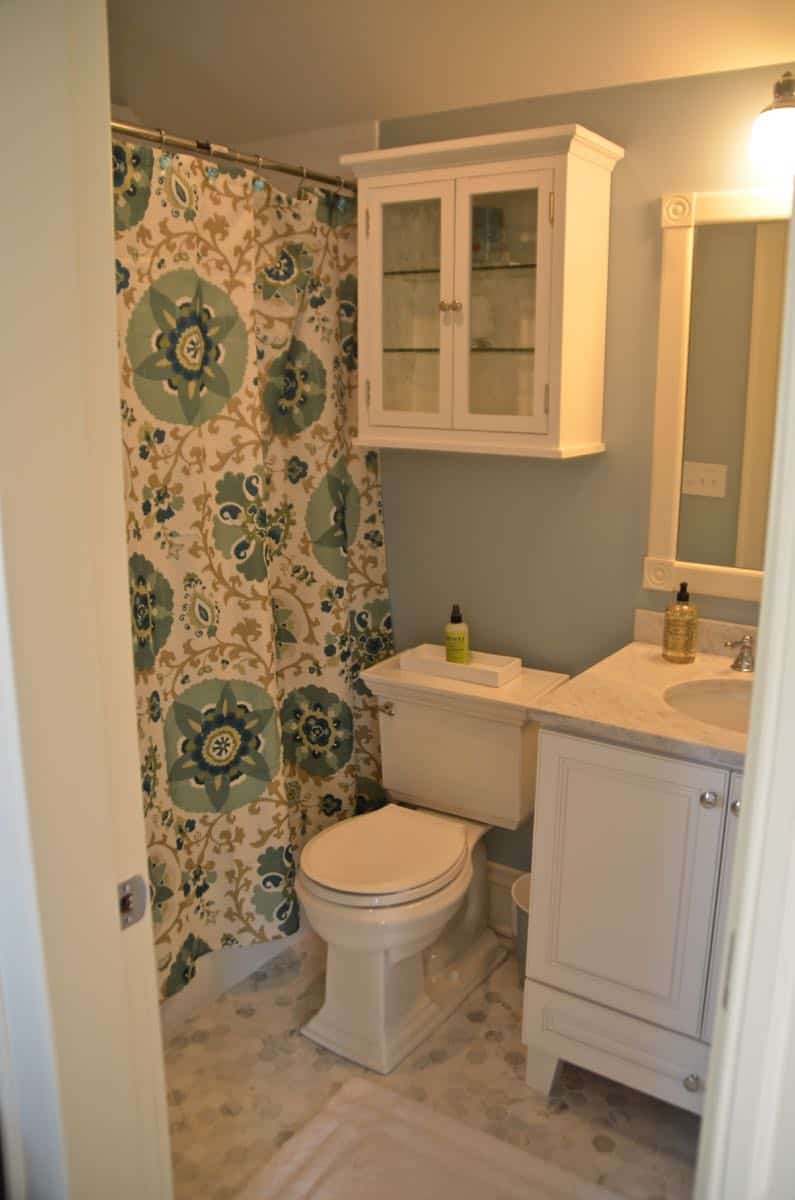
[296,650,567,1073]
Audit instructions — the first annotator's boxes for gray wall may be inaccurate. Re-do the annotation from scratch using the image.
[377,64,791,869]
[378,64,792,674]
[678,223,756,568]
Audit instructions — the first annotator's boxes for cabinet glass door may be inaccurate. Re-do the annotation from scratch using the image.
[452,171,553,434]
[369,181,455,428]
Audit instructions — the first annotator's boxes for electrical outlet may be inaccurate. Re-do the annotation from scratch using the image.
[682,461,727,498]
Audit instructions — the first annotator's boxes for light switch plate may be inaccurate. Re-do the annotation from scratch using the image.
[682,461,728,498]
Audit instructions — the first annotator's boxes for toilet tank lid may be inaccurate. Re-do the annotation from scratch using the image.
[362,653,569,725]
[300,805,468,895]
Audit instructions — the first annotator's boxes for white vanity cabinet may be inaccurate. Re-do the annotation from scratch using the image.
[523,730,742,1114]
[342,125,623,459]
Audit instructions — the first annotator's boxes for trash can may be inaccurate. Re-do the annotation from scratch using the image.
[511,872,531,986]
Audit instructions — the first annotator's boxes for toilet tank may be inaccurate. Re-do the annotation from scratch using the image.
[362,652,568,830]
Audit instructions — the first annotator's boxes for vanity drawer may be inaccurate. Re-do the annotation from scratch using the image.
[522,979,710,1114]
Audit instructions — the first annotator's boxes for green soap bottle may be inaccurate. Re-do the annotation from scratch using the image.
[445,604,470,664]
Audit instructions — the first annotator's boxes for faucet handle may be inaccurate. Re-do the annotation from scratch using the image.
[725,634,755,672]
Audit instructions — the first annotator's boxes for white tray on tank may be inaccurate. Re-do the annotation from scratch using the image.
[399,644,522,688]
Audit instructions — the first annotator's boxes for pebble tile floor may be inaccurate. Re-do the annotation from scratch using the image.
[164,934,699,1200]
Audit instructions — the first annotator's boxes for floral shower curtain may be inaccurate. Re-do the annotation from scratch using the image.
[113,141,393,998]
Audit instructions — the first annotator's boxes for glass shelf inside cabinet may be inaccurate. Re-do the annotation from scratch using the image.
[382,262,536,277]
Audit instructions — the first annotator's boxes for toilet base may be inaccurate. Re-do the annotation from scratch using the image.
[302,928,505,1074]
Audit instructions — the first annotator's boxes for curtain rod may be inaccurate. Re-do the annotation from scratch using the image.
[111,120,357,194]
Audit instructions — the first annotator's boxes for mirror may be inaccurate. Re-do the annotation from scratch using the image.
[645,190,792,602]
[678,220,787,571]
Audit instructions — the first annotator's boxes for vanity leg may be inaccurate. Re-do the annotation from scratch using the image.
[524,1047,562,1096]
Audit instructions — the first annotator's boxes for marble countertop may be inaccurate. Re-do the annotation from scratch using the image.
[528,641,749,769]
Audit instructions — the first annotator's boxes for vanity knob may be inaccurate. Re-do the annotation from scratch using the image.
[730,797,741,816]
[438,300,451,313]
[699,791,721,809]
[683,1073,702,1093]
[450,300,463,312]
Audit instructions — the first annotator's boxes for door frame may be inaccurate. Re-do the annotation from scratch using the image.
[0,2,172,1196]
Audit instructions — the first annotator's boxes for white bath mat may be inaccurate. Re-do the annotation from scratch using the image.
[238,1077,618,1199]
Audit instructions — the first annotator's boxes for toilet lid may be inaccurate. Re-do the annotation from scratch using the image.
[300,804,468,900]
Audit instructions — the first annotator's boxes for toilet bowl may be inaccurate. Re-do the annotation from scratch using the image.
[297,650,569,1074]
[297,804,499,1073]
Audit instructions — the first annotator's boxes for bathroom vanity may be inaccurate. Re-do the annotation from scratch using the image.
[522,637,749,1115]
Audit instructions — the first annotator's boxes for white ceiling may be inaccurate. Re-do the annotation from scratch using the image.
[107,0,795,142]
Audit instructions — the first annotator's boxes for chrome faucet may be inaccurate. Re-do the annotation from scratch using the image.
[725,634,754,673]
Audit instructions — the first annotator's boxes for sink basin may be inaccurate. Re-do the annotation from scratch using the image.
[663,677,753,734]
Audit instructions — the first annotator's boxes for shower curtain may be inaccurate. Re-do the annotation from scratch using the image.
[113,141,393,997]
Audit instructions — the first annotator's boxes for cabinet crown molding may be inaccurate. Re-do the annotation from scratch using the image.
[341,123,624,178]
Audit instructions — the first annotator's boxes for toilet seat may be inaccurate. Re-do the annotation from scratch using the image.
[299,804,469,909]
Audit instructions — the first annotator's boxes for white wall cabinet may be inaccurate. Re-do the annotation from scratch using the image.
[342,126,623,459]
[523,730,742,1114]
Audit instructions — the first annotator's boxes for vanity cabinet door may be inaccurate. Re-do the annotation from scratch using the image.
[527,731,728,1037]
[362,180,456,429]
[702,772,742,1041]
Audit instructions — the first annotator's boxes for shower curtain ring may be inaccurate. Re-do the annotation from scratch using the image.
[158,128,165,146]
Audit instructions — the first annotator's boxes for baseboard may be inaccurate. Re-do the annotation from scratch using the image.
[160,930,307,1035]
[487,861,523,939]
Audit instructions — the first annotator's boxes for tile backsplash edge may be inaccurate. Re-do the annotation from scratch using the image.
[634,609,757,658]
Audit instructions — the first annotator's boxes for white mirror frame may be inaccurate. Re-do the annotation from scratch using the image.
[644,188,792,602]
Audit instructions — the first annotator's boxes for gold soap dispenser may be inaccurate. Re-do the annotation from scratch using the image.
[663,581,698,664]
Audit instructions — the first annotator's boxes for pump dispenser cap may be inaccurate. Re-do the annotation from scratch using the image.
[450,604,463,623]
[676,582,690,602]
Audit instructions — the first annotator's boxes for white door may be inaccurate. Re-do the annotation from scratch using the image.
[364,180,456,429]
[452,169,553,435]
[0,3,172,1197]
[694,189,795,1199]
[528,731,727,1037]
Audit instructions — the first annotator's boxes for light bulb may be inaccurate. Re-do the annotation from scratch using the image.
[750,71,795,175]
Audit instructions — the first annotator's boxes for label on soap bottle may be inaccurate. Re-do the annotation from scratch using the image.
[445,625,469,664]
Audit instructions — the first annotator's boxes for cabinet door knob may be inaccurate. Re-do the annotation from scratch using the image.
[438,300,451,312]
[683,1073,701,1093]
[699,791,720,809]
[730,797,741,816]
[451,300,463,312]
